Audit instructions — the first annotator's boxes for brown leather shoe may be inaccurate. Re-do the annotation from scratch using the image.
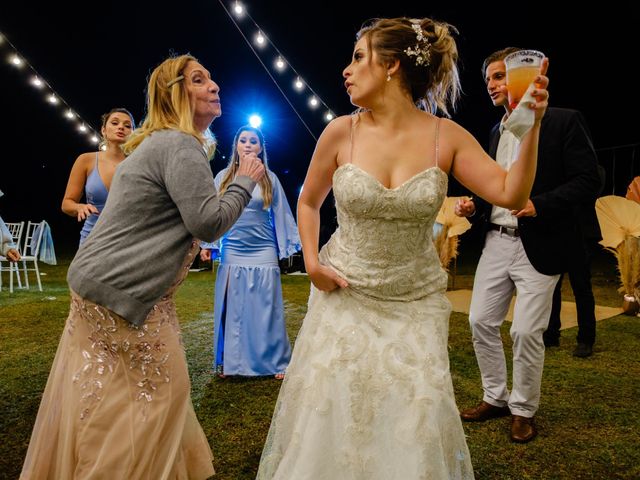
[460,401,510,422]
[510,415,537,443]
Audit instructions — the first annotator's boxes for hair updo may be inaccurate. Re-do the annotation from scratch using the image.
[356,17,460,117]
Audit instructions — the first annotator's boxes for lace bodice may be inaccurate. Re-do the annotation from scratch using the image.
[319,163,448,301]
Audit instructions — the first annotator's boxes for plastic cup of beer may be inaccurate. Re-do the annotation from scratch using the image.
[504,50,544,110]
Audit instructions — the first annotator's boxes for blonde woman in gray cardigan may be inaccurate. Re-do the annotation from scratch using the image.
[21,54,264,480]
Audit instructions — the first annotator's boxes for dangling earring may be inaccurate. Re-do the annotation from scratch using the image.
[386,73,391,82]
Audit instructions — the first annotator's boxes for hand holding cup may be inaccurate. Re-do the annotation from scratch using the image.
[505,50,546,110]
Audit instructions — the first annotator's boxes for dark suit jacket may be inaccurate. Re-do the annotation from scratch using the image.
[471,107,602,275]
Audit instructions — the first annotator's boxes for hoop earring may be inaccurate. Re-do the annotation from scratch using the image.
[386,74,391,82]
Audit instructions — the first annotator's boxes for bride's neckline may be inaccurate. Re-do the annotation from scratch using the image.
[335,163,446,192]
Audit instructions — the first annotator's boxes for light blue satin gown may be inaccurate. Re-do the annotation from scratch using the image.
[203,169,301,376]
[79,153,109,245]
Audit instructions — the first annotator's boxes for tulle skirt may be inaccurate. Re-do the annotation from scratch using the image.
[20,292,214,480]
[257,286,474,480]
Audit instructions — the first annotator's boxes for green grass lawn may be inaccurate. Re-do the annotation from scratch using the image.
[1,255,639,479]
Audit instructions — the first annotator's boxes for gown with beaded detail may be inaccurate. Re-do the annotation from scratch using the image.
[257,135,474,479]
[20,241,214,480]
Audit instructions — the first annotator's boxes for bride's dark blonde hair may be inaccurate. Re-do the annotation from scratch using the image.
[357,17,460,117]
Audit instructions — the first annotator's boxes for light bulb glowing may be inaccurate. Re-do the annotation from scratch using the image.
[275,57,285,71]
[255,31,265,46]
[47,94,58,104]
[325,112,334,121]
[65,110,75,119]
[309,96,319,108]
[79,124,87,132]
[90,135,99,143]
[31,76,43,88]
[10,54,22,66]
[294,78,304,91]
[233,2,244,15]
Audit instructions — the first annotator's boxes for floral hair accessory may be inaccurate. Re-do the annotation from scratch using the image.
[166,75,184,88]
[404,22,431,67]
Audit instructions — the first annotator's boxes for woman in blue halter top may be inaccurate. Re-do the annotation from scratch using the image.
[62,108,135,244]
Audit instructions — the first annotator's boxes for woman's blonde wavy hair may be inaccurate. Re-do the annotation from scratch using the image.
[123,54,216,158]
[218,126,273,209]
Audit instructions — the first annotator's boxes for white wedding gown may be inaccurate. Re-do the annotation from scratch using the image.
[257,159,474,480]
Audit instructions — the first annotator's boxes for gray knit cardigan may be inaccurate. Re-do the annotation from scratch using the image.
[67,129,256,326]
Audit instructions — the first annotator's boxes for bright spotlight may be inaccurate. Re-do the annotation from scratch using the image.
[294,77,304,91]
[255,31,266,47]
[324,111,334,122]
[90,135,99,143]
[233,2,244,15]
[308,96,319,108]
[65,110,75,119]
[274,57,286,71]
[47,94,58,104]
[249,114,262,128]
[78,124,87,132]
[31,76,44,88]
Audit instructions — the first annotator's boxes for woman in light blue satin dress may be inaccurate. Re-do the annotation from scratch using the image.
[61,108,135,245]
[201,126,301,379]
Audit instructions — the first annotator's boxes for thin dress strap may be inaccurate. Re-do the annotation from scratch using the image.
[434,117,441,168]
[348,113,358,165]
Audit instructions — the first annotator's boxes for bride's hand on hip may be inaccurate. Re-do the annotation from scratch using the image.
[308,264,349,291]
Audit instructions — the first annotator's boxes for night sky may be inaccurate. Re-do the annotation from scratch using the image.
[1,1,638,252]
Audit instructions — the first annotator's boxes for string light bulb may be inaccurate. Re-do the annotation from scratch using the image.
[233,1,244,16]
[9,54,23,66]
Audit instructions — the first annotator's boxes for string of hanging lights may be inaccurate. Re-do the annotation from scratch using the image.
[0,31,101,146]
[218,1,336,141]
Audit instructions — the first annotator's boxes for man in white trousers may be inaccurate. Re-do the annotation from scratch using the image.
[456,47,601,443]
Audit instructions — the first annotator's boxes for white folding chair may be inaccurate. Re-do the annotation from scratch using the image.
[0,221,25,293]
[19,221,45,291]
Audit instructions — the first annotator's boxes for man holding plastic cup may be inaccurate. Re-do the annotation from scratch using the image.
[456,47,602,443]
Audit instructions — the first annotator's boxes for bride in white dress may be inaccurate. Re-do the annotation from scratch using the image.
[257,17,549,480]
